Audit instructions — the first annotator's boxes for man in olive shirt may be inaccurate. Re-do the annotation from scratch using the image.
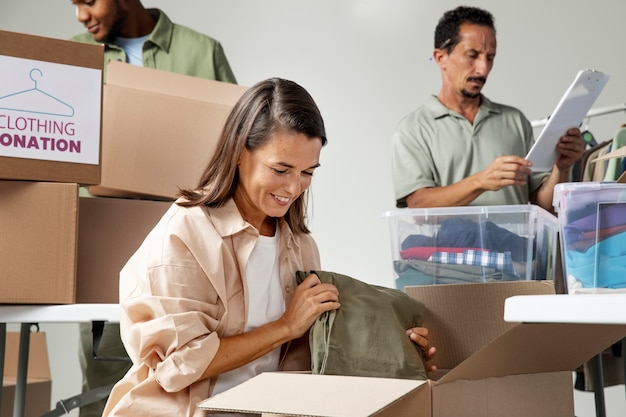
[71,0,236,83]
[70,1,236,415]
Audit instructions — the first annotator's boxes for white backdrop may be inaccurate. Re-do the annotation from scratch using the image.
[2,1,626,415]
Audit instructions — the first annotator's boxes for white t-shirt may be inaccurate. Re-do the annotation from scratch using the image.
[114,34,149,66]
[212,228,285,395]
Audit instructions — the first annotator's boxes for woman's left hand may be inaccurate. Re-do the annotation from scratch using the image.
[406,327,437,373]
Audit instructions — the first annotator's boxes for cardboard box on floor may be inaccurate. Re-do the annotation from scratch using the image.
[0,180,169,304]
[76,196,171,303]
[0,30,103,185]
[2,332,51,417]
[200,281,626,417]
[88,60,248,200]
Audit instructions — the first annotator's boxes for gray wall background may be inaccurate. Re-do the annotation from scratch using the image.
[2,1,626,415]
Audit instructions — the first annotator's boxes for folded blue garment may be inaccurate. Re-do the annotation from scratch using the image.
[565,232,626,288]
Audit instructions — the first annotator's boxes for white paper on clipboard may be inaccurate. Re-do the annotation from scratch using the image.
[526,69,609,171]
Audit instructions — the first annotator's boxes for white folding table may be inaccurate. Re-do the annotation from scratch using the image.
[0,304,120,417]
[504,294,626,417]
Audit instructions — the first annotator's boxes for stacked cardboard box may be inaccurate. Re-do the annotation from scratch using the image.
[0,30,247,305]
[75,61,247,303]
[0,30,103,304]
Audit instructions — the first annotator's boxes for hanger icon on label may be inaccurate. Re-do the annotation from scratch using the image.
[0,68,75,117]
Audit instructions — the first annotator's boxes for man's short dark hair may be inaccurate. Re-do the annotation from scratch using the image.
[434,6,495,53]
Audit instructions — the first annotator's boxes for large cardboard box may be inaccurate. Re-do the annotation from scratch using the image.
[2,332,51,417]
[0,180,79,304]
[0,30,103,185]
[88,61,248,200]
[76,196,171,303]
[200,281,626,417]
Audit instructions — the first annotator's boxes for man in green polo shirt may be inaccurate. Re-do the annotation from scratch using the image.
[69,1,237,415]
[391,6,584,210]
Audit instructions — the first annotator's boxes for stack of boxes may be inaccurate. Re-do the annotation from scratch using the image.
[0,30,248,305]
[76,61,247,303]
[0,29,246,416]
[0,30,103,304]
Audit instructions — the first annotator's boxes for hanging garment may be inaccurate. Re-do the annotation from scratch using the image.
[574,140,611,182]
[582,140,613,182]
[603,126,626,181]
[295,270,427,380]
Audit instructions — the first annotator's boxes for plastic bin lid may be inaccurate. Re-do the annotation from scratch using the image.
[552,181,626,213]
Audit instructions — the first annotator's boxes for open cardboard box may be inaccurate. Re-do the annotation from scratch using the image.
[88,60,248,200]
[200,281,626,417]
[0,30,103,185]
[2,332,51,417]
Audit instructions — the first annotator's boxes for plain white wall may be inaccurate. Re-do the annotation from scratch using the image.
[2,1,626,416]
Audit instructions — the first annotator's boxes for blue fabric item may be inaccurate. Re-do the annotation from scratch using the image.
[564,203,626,241]
[565,232,626,288]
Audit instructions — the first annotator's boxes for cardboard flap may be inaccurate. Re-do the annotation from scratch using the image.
[0,30,103,69]
[198,373,426,417]
[404,281,555,371]
[105,60,247,105]
[438,322,626,383]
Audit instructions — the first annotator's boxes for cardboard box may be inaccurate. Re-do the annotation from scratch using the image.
[0,181,170,304]
[76,196,171,303]
[383,205,559,289]
[0,181,172,304]
[553,181,626,293]
[88,61,248,199]
[200,281,626,417]
[0,180,79,304]
[2,332,51,417]
[0,30,103,185]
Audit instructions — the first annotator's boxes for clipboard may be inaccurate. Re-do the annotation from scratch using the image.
[526,69,609,171]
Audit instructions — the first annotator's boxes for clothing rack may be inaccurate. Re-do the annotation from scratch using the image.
[531,102,626,128]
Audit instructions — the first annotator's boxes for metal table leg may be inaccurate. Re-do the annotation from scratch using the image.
[14,323,34,417]
[0,322,6,412]
[590,353,606,417]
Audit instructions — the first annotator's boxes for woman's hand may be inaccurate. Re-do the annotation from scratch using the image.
[406,326,437,373]
[280,273,340,339]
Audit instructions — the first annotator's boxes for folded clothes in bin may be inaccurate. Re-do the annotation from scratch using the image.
[563,204,626,251]
[565,228,626,289]
[553,182,626,292]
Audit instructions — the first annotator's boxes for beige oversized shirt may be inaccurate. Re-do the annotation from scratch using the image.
[103,198,320,417]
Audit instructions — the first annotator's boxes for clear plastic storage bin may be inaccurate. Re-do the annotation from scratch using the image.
[553,182,626,293]
[383,205,559,290]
